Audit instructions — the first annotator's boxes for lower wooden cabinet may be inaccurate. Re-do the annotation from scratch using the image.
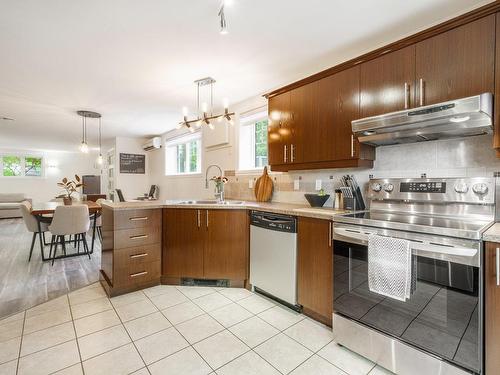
[485,241,500,374]
[163,208,249,284]
[297,217,333,326]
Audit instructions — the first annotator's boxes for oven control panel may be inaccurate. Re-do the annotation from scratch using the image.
[367,177,494,204]
[400,181,446,193]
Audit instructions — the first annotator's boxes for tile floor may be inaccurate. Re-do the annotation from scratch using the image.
[0,282,394,375]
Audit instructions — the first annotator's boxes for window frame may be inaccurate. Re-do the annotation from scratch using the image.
[165,132,202,176]
[238,109,269,172]
[0,153,45,178]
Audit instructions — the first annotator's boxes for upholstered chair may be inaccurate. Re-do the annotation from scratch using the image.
[19,201,50,261]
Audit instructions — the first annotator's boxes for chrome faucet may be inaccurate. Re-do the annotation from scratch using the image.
[205,164,224,203]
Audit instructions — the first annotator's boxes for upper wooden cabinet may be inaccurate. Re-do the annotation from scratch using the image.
[494,12,500,151]
[415,15,495,106]
[360,46,416,118]
[162,208,249,283]
[485,242,500,374]
[267,92,290,165]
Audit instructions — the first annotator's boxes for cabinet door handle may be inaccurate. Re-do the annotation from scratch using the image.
[290,144,295,162]
[350,135,354,158]
[129,216,148,221]
[328,222,332,247]
[197,210,201,228]
[130,234,148,240]
[419,78,425,106]
[404,82,409,109]
[496,247,500,286]
[206,210,209,228]
[130,271,147,278]
[130,253,148,259]
[284,145,287,163]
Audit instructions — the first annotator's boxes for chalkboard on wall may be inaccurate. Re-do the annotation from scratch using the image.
[119,153,145,174]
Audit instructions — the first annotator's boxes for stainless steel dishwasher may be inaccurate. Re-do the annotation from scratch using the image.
[249,211,300,311]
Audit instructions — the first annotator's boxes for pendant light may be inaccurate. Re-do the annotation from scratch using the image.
[80,114,89,153]
[97,117,103,165]
[177,77,235,131]
[76,110,102,154]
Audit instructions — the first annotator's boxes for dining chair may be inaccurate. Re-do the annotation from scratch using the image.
[94,198,112,242]
[19,201,50,262]
[115,189,125,202]
[48,205,90,265]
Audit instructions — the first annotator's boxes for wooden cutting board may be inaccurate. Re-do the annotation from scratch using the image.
[254,166,273,202]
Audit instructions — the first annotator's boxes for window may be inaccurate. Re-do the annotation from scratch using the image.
[165,133,202,175]
[239,110,268,171]
[1,155,43,177]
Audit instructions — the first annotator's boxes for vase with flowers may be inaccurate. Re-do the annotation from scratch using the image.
[210,175,228,203]
[56,175,83,205]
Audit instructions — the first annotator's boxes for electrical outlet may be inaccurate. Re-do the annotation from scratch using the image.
[294,180,300,190]
[248,179,254,189]
[315,179,322,190]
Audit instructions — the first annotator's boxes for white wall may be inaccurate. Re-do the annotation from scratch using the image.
[0,148,102,203]
[112,137,150,200]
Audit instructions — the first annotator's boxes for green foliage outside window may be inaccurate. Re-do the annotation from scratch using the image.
[255,120,268,168]
[2,156,22,176]
[25,157,43,176]
[189,140,198,173]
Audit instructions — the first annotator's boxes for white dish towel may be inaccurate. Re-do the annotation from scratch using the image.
[368,234,412,302]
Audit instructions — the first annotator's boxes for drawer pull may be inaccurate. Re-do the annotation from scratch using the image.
[130,234,148,240]
[130,271,148,278]
[130,253,148,259]
[129,217,148,221]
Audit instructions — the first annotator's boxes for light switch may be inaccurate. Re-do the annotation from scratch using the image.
[294,180,300,190]
[315,179,322,190]
[248,179,254,189]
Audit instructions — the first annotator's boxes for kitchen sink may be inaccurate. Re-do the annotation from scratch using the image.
[178,200,245,205]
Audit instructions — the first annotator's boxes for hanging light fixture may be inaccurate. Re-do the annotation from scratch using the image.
[178,77,235,131]
[77,110,101,154]
[97,117,103,165]
[218,0,228,34]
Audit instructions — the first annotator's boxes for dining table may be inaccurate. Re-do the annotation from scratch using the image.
[30,201,102,261]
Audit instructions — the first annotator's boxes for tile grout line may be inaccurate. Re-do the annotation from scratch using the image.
[14,311,26,375]
[67,293,85,375]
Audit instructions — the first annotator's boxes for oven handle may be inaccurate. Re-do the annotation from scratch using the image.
[333,227,478,258]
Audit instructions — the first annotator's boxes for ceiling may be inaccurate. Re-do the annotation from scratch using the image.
[0,0,493,151]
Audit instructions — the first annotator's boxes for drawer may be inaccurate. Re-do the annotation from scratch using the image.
[114,260,161,287]
[115,244,161,268]
[114,226,161,249]
[114,209,161,230]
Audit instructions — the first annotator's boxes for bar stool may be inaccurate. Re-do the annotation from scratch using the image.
[48,205,90,265]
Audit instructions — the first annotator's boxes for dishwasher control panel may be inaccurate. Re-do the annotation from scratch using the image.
[250,211,297,233]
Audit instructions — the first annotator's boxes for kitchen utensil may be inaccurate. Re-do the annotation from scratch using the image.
[254,166,273,202]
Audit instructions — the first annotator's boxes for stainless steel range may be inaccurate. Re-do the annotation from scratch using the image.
[332,177,495,375]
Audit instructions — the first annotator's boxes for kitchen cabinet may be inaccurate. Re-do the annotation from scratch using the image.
[267,92,290,165]
[204,210,249,280]
[297,217,333,326]
[415,15,495,106]
[162,208,249,284]
[494,13,500,151]
[163,208,204,278]
[485,241,500,374]
[360,46,416,117]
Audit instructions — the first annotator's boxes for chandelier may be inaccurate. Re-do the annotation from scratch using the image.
[177,77,234,133]
[77,110,104,164]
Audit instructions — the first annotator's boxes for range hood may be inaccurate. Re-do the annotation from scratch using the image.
[352,93,493,146]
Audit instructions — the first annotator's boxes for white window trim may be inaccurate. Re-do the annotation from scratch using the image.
[238,107,269,172]
[165,131,202,177]
[0,153,45,178]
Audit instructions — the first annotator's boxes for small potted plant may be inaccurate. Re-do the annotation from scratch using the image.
[56,175,83,205]
[210,175,228,202]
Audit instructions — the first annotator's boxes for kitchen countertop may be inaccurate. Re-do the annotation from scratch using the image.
[482,223,500,242]
[101,200,350,220]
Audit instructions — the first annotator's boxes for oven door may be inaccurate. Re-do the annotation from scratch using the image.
[332,223,482,374]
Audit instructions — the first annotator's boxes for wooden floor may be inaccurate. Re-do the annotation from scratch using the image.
[0,218,101,319]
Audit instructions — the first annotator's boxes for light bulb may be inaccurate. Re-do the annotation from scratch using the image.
[182,106,189,116]
[208,122,215,130]
[97,154,103,165]
[80,142,89,153]
[188,126,195,133]
[196,120,202,128]
[202,102,208,113]
[229,118,235,126]
[223,98,229,109]
[217,116,222,123]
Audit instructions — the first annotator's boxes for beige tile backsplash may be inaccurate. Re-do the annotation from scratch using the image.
[225,135,500,206]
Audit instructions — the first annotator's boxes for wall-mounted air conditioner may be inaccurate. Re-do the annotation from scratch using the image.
[142,137,162,151]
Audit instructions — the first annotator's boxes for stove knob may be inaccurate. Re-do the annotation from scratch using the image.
[383,183,394,193]
[454,183,469,194]
[472,183,488,195]
[371,183,382,192]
